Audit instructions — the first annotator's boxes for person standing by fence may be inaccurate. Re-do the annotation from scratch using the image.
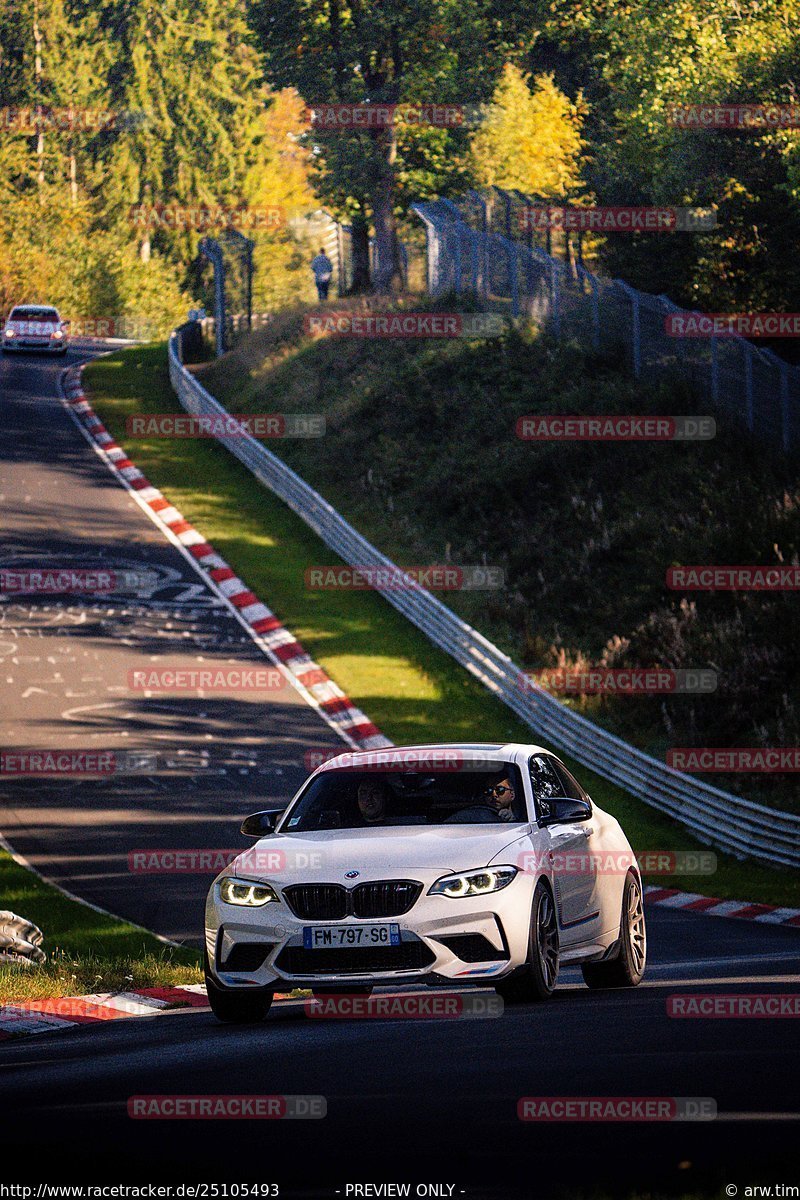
[311,248,334,301]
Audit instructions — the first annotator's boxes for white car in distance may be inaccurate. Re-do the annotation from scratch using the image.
[2,305,69,355]
[204,743,647,1023]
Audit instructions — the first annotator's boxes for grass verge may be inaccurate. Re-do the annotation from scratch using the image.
[79,342,800,909]
[0,846,201,1004]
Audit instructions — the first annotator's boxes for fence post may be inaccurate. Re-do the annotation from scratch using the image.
[616,281,641,378]
[711,335,719,404]
[470,232,479,295]
[550,258,561,338]
[744,345,754,432]
[588,272,600,350]
[509,241,520,317]
[453,231,462,296]
[199,236,226,357]
[780,361,791,454]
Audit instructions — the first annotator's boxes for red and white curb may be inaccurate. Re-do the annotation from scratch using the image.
[59,366,391,753]
[0,985,211,1040]
[644,886,800,927]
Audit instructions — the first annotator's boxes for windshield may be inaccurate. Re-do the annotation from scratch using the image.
[279,765,527,832]
[10,307,59,322]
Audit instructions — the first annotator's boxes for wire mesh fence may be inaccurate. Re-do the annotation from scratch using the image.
[412,191,800,455]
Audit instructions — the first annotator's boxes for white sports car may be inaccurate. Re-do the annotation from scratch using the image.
[204,742,646,1022]
[2,305,68,354]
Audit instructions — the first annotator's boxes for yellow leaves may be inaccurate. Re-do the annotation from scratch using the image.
[469,64,586,198]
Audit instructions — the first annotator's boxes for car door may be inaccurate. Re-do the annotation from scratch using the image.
[528,754,601,943]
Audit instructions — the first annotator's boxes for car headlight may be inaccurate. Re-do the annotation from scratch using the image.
[219,877,279,907]
[428,866,518,898]
[52,330,64,339]
[4,329,15,338]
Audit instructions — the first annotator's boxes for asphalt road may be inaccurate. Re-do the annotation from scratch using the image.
[0,346,798,1197]
[0,910,798,1194]
[0,342,345,942]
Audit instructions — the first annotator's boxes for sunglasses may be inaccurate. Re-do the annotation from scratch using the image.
[487,784,513,797]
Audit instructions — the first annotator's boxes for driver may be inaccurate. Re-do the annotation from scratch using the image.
[483,776,517,822]
[445,774,517,823]
[357,779,391,825]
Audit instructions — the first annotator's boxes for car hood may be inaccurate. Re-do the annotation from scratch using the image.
[229,824,530,882]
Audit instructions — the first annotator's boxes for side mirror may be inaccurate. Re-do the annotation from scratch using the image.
[240,809,282,838]
[539,796,592,825]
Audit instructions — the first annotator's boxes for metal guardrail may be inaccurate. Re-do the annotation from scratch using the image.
[169,330,800,869]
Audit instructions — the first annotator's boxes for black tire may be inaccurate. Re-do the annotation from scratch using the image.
[496,881,559,1004]
[311,985,373,997]
[582,871,647,990]
[204,955,273,1024]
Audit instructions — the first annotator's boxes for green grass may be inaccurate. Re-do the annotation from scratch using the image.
[79,341,800,910]
[0,847,201,1003]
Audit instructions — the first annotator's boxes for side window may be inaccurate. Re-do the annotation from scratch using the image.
[528,754,565,821]
[551,760,590,803]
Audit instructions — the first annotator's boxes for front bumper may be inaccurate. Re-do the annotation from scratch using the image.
[205,873,535,990]
[2,337,67,353]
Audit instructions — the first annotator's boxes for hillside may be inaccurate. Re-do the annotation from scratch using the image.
[196,302,800,813]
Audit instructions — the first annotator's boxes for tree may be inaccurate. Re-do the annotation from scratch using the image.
[532,0,800,314]
[248,0,537,291]
[95,0,269,266]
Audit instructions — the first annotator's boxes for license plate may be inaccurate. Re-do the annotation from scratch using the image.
[303,923,401,949]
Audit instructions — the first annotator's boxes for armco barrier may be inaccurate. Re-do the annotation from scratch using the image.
[168,330,800,869]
